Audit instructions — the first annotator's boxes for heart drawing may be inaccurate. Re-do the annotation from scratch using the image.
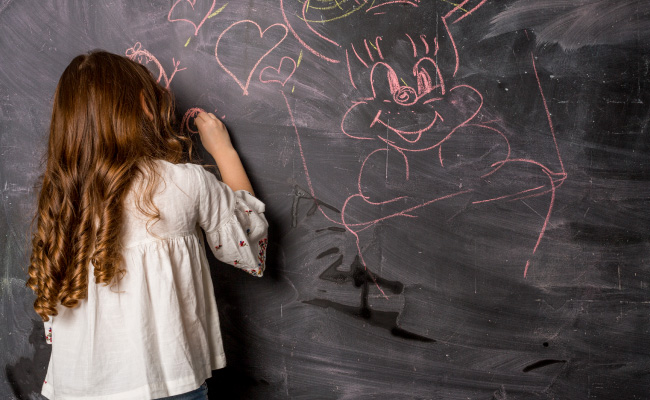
[259,56,297,87]
[168,0,217,36]
[215,20,289,95]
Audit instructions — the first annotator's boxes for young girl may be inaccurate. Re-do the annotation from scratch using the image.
[26,51,268,399]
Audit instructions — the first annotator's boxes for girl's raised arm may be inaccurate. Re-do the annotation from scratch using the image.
[194,112,255,196]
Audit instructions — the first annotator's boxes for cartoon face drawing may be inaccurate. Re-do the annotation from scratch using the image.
[342,52,486,153]
[277,0,565,281]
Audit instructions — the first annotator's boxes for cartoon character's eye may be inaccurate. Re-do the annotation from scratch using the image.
[416,68,433,97]
[387,68,400,95]
[413,58,445,95]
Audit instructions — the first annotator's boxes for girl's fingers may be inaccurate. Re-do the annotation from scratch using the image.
[195,112,207,123]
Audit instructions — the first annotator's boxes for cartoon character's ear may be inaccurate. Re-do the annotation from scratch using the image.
[413,57,445,96]
[369,62,400,100]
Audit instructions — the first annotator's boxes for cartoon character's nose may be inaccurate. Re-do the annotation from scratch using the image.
[393,86,418,106]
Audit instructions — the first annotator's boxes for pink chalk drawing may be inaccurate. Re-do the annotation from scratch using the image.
[125,42,186,88]
[280,0,487,64]
[215,20,289,95]
[283,2,566,279]
[259,56,297,87]
[168,0,218,36]
[180,107,206,136]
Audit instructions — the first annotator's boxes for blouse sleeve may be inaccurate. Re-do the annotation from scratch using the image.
[194,165,268,277]
[44,318,53,345]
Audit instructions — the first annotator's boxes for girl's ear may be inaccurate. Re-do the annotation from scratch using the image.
[140,92,154,121]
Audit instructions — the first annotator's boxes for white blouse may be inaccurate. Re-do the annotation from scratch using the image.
[41,161,268,400]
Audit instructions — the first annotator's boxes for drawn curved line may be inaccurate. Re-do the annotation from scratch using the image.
[180,107,206,135]
[215,20,289,95]
[280,0,340,63]
[385,84,484,152]
[468,158,562,277]
[452,0,487,24]
[296,0,370,23]
[345,50,357,88]
[296,0,341,11]
[168,0,217,36]
[373,110,443,143]
[405,33,417,57]
[259,56,297,86]
[471,123,512,178]
[366,0,420,12]
[281,90,343,227]
[357,148,409,202]
[420,34,429,54]
[375,36,384,59]
[529,169,556,277]
[441,15,459,77]
[369,62,398,98]
[413,57,445,95]
[364,39,374,62]
[341,101,375,140]
[351,43,369,68]
[125,42,186,88]
[531,51,565,174]
[302,0,340,47]
[443,0,469,19]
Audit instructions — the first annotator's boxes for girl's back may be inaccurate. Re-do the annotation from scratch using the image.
[28,51,267,399]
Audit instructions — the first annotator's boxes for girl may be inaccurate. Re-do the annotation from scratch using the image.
[26,50,268,399]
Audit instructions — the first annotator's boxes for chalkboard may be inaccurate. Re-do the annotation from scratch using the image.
[2,1,650,399]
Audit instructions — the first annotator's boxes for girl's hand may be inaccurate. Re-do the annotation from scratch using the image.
[194,112,234,158]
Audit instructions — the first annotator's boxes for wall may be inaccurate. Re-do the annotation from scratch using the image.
[1,1,649,398]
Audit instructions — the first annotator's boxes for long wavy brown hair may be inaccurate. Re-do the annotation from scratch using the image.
[27,51,192,321]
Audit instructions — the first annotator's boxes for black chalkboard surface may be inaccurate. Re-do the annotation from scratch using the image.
[2,1,649,399]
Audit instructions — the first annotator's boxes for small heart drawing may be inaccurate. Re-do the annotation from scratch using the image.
[168,0,216,36]
[215,20,289,95]
[259,57,297,87]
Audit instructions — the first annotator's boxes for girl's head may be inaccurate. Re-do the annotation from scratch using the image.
[50,50,183,164]
[27,50,190,321]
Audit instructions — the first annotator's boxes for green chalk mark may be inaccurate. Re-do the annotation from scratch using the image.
[208,3,228,18]
[184,37,191,47]
[297,50,303,68]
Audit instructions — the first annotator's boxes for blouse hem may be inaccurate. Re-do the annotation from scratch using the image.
[41,365,215,400]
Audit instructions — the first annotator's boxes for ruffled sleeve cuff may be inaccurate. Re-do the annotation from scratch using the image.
[205,190,268,277]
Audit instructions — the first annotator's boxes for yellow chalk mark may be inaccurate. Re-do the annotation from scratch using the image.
[400,78,409,87]
[368,41,377,51]
[297,50,304,67]
[334,0,344,11]
[296,0,340,11]
[184,37,191,47]
[439,0,467,12]
[296,0,369,23]
[208,2,228,18]
[292,85,295,93]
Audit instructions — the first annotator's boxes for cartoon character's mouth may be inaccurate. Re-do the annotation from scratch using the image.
[369,108,443,143]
